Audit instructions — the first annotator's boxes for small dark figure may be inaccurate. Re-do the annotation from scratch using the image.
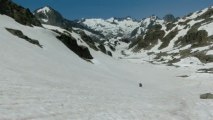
[139,83,142,87]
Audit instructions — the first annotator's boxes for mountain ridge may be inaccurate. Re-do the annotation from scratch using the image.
[1,1,213,119]
[34,5,213,66]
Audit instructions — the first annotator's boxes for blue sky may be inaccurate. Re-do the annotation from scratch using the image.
[13,0,213,20]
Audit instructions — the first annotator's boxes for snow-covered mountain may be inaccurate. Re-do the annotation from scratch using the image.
[124,6,213,66]
[1,0,213,119]
[79,17,140,39]
[34,6,105,38]
[29,5,213,70]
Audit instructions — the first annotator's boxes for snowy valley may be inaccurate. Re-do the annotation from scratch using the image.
[0,0,213,120]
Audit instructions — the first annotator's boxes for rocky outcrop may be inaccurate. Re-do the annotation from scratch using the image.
[56,33,93,60]
[163,14,176,23]
[98,44,107,54]
[196,8,213,20]
[200,93,213,99]
[6,28,42,48]
[176,30,208,47]
[34,6,64,27]
[78,31,99,51]
[159,28,179,49]
[132,24,165,51]
[0,0,41,26]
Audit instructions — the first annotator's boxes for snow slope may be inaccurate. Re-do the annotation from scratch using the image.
[37,6,51,14]
[0,14,213,120]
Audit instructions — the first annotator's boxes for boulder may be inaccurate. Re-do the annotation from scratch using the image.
[200,93,213,99]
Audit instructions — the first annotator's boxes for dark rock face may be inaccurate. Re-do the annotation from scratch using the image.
[166,23,176,31]
[34,6,64,27]
[98,44,107,54]
[97,44,112,56]
[143,25,165,46]
[198,68,213,73]
[0,0,41,26]
[132,24,165,51]
[119,38,131,43]
[178,19,191,26]
[131,27,139,37]
[6,28,42,48]
[195,53,213,63]
[200,93,213,99]
[159,28,179,49]
[163,14,176,23]
[56,34,93,60]
[78,31,99,51]
[176,30,208,47]
[109,45,116,51]
[107,51,112,57]
[196,8,213,20]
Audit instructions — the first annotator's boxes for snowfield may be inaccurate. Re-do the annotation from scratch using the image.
[0,15,213,120]
[81,17,140,39]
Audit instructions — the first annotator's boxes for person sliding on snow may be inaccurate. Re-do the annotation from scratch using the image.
[139,83,142,87]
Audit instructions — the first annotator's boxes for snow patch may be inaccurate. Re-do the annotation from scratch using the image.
[37,6,51,14]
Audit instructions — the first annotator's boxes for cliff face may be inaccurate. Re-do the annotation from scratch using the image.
[0,0,41,26]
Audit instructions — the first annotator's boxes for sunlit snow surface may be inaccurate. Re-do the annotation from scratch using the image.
[37,6,51,14]
[0,14,213,120]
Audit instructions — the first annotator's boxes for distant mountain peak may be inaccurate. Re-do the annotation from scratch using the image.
[34,6,64,25]
[36,6,52,14]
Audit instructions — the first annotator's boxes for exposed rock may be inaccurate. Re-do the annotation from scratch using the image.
[196,8,213,20]
[133,24,165,51]
[178,19,191,26]
[166,23,176,31]
[34,6,64,27]
[107,51,112,57]
[109,45,116,51]
[200,93,213,99]
[119,38,131,43]
[198,68,213,73]
[163,14,176,23]
[159,28,179,49]
[176,30,208,47]
[78,31,99,51]
[177,75,189,78]
[6,28,42,48]
[98,44,107,54]
[56,33,93,60]
[194,52,213,63]
[0,0,41,26]
[131,27,139,37]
